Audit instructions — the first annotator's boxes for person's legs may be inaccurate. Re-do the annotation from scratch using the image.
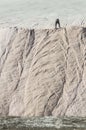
[58,20,60,28]
[55,21,57,29]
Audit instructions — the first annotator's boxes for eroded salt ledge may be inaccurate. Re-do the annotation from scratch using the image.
[0,26,86,117]
[0,116,86,130]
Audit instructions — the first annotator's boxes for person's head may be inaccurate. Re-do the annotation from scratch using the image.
[56,19,59,23]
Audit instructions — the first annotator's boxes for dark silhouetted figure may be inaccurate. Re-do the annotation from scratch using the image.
[55,19,60,29]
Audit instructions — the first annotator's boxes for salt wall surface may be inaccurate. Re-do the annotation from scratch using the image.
[0,27,86,117]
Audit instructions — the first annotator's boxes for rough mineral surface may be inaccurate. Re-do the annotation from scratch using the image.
[0,117,86,130]
[0,27,86,117]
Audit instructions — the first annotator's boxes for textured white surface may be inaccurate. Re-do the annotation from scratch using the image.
[0,27,86,117]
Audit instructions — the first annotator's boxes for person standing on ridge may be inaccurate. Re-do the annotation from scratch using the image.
[55,18,60,29]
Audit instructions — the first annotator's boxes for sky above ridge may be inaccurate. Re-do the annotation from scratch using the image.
[0,0,85,28]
